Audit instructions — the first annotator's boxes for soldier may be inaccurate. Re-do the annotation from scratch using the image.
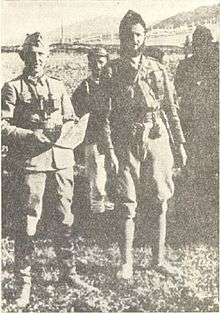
[174,26,219,240]
[1,32,79,307]
[71,48,114,217]
[100,10,187,279]
[174,25,218,172]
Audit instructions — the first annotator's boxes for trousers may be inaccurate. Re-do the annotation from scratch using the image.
[85,143,114,213]
[13,167,74,284]
[114,117,174,218]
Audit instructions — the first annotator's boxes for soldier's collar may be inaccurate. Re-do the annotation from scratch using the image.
[121,53,143,70]
[23,69,46,86]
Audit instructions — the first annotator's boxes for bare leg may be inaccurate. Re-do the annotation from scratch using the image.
[116,205,136,280]
[152,202,167,265]
[151,201,178,276]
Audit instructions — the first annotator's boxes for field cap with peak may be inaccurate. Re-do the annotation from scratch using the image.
[87,47,109,60]
[19,32,49,59]
[119,10,147,40]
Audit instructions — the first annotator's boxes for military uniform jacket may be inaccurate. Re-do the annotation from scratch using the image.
[174,53,219,129]
[101,55,185,148]
[71,77,112,152]
[1,72,77,171]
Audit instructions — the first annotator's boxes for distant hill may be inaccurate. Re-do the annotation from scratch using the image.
[48,16,120,42]
[151,4,219,29]
[47,4,219,43]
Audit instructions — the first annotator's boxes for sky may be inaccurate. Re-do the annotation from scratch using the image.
[1,0,220,44]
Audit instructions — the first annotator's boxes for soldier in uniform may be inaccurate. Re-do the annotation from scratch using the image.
[100,10,187,279]
[1,32,79,307]
[174,26,219,240]
[174,25,218,173]
[71,48,114,216]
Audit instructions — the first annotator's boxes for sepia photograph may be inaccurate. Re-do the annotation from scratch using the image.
[1,0,219,311]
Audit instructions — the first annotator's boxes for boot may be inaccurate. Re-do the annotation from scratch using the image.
[116,217,135,280]
[14,235,34,308]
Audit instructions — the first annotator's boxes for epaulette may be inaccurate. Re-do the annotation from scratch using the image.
[146,56,158,62]
[177,57,194,69]
[48,76,62,81]
[10,75,23,83]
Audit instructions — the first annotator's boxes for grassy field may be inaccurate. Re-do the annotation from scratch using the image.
[1,51,219,312]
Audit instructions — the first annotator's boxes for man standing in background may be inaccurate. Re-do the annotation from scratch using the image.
[71,47,115,240]
[1,32,79,307]
[174,26,219,241]
[101,10,187,280]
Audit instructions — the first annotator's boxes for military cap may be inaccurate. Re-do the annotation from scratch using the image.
[192,25,213,45]
[119,10,146,39]
[87,47,109,60]
[19,32,49,59]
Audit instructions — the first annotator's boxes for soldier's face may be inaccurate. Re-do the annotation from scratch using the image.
[126,23,146,56]
[24,47,48,76]
[91,56,108,78]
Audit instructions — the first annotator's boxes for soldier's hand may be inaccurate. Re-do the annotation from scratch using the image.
[175,144,187,168]
[30,130,52,145]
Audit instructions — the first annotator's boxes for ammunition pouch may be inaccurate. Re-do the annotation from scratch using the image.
[130,110,163,161]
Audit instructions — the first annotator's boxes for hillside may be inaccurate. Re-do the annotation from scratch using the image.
[151,4,219,29]
[47,4,219,43]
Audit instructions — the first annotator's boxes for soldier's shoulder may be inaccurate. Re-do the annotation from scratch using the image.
[143,55,164,71]
[46,75,62,83]
[6,75,23,84]
[46,75,65,89]
[2,75,23,90]
[177,56,194,69]
[47,75,62,81]
[72,79,88,95]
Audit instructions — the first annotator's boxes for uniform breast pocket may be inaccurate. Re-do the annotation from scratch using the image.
[47,96,60,111]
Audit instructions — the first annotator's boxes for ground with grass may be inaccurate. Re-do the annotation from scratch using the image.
[2,235,219,312]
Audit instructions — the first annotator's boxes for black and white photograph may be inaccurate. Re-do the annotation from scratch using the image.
[1,0,219,311]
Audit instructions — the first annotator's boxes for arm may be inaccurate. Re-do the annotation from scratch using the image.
[162,68,187,167]
[1,82,33,143]
[71,81,90,119]
[162,68,185,145]
[61,82,79,122]
[99,65,118,172]
[174,61,186,99]
[99,64,116,154]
